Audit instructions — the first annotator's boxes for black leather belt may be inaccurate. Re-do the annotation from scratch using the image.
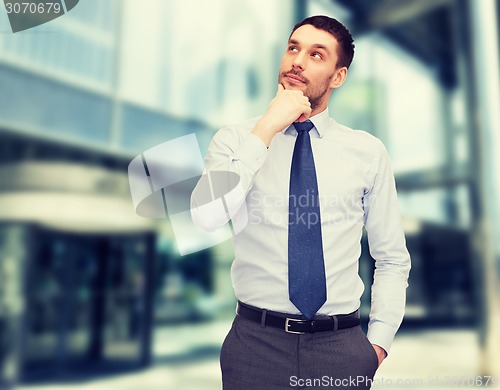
[236,301,360,334]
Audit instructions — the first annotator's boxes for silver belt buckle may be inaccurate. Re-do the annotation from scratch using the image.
[285,318,305,334]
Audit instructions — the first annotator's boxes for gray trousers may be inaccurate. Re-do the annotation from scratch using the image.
[220,308,379,389]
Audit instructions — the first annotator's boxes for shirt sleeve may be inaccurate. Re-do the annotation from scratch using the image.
[190,125,268,232]
[363,140,411,355]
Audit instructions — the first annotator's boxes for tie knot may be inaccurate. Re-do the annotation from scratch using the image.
[293,120,314,133]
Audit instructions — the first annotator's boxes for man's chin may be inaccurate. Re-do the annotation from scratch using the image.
[283,80,306,91]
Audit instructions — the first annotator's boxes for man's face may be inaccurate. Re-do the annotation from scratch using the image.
[278,24,341,111]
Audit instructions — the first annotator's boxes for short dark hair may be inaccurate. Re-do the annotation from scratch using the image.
[290,15,355,69]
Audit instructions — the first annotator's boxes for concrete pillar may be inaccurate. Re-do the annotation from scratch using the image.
[467,0,500,378]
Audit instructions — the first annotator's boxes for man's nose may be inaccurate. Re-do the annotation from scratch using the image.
[292,53,306,70]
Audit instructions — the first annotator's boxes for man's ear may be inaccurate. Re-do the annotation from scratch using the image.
[329,67,348,89]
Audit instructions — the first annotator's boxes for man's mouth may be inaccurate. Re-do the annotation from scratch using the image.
[285,73,306,84]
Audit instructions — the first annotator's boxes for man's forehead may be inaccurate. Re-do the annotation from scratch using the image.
[289,25,338,49]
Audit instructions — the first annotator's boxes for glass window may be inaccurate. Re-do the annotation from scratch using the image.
[0,65,112,144]
[333,34,446,174]
[119,103,212,153]
[399,189,451,225]
[0,0,116,88]
[119,0,295,127]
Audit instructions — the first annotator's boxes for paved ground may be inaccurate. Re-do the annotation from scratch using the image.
[15,321,500,390]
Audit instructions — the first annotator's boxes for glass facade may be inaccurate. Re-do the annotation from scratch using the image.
[0,0,116,88]
[20,228,154,379]
[0,64,112,144]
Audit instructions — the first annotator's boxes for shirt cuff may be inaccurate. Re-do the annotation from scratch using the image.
[366,321,396,356]
[232,133,267,173]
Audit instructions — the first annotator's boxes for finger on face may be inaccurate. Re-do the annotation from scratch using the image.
[296,113,309,122]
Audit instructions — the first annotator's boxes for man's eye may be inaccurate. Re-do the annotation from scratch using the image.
[312,52,322,59]
[288,46,298,52]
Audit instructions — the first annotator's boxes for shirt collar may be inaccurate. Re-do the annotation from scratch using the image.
[282,107,330,138]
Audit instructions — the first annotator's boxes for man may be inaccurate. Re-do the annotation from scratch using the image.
[191,15,411,390]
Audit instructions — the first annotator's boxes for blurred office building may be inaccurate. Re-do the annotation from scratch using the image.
[0,0,499,389]
[0,0,295,385]
[0,0,158,386]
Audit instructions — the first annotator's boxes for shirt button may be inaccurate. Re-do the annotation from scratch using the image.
[257,158,263,163]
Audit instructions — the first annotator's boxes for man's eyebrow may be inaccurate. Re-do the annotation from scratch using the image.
[288,39,331,54]
[312,44,329,53]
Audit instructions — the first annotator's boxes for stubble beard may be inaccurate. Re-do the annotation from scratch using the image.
[279,71,333,112]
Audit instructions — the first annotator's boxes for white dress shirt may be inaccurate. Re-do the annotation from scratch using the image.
[191,107,411,354]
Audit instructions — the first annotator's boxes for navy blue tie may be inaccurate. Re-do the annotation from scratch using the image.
[288,120,326,320]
